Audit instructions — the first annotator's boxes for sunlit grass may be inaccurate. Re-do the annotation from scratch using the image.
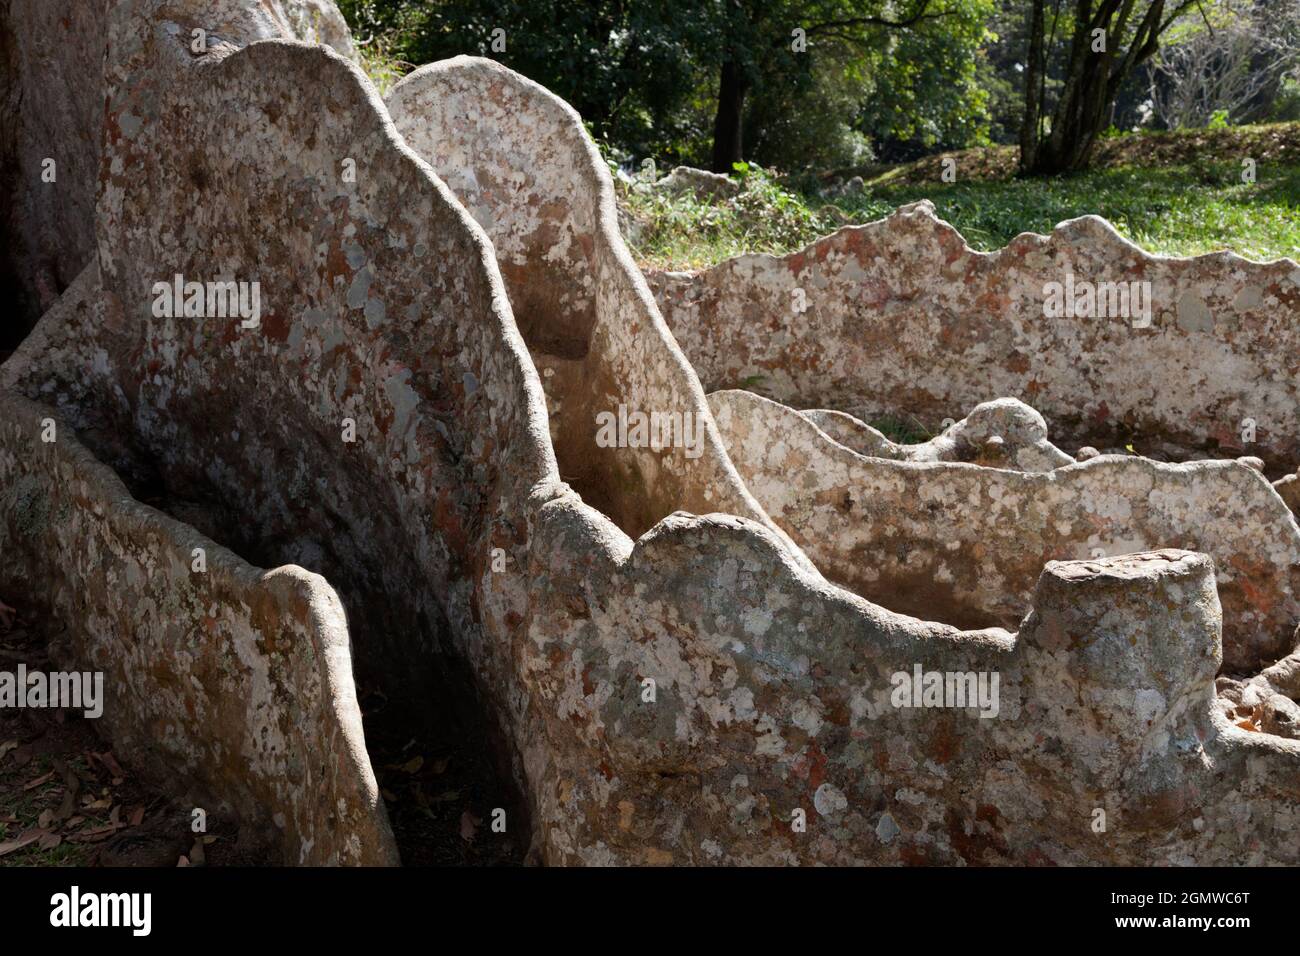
[622,131,1300,269]
[852,163,1300,263]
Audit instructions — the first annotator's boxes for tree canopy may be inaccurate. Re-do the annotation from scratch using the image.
[340,0,1300,174]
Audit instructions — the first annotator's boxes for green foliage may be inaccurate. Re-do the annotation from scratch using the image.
[340,0,720,163]
[745,43,879,171]
[975,1,1035,145]
[619,163,844,268]
[336,0,421,93]
[716,0,996,166]
[337,0,998,171]
[354,36,410,94]
[338,1,1289,178]
[854,1,996,158]
[868,415,935,445]
[1274,77,1300,122]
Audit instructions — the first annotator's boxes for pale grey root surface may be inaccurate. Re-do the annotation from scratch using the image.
[2,0,1299,867]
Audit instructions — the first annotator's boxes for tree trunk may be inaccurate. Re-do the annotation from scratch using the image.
[711,59,746,174]
[1018,0,1046,174]
[1024,0,1173,176]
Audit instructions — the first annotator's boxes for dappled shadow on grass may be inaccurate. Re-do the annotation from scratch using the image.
[829,161,1299,261]
[1236,165,1300,207]
[852,122,1300,191]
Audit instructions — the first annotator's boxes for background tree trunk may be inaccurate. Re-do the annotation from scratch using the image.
[1022,0,1181,176]
[1019,0,1046,173]
[711,59,747,173]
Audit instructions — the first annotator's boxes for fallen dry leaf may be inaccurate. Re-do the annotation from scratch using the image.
[22,771,53,791]
[459,809,480,843]
[0,828,47,857]
[128,806,145,827]
[55,787,79,822]
[95,751,126,779]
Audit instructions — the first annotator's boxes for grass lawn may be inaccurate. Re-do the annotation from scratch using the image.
[621,123,1300,270]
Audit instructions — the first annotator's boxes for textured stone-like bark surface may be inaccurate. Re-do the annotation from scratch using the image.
[1277,472,1300,517]
[0,0,354,337]
[535,531,1300,864]
[0,0,108,330]
[265,0,355,57]
[4,0,528,866]
[1011,550,1300,866]
[648,202,1300,474]
[1220,647,1300,741]
[3,7,1300,865]
[802,397,1074,471]
[385,58,792,548]
[712,388,1300,673]
[652,166,742,201]
[0,392,396,864]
